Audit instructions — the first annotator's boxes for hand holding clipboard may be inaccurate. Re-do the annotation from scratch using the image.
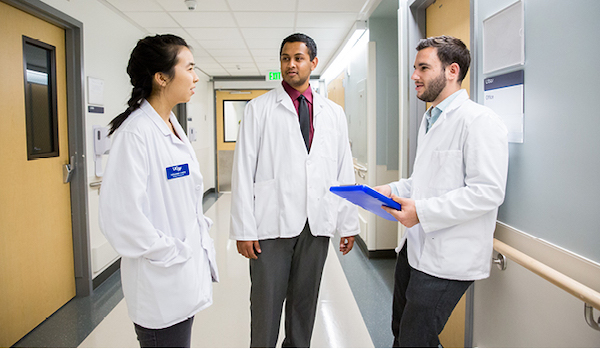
[330,184,420,227]
[329,185,401,221]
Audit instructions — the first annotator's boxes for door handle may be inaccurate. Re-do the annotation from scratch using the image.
[63,156,75,183]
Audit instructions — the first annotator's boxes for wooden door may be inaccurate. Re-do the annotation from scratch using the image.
[0,2,76,346]
[215,90,269,192]
[327,71,346,110]
[425,0,470,347]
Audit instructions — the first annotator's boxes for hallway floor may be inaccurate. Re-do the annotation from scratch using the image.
[14,193,396,348]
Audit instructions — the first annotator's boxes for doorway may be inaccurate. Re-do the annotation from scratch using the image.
[0,1,88,346]
[214,90,269,192]
[425,1,471,347]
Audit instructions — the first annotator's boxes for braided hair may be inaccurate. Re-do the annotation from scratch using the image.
[109,34,188,135]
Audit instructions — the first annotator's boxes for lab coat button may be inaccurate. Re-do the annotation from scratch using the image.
[195,185,201,191]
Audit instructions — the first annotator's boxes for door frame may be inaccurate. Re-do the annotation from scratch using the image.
[401,0,479,346]
[4,0,91,296]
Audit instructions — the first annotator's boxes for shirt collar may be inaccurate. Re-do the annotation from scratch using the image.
[282,80,313,104]
[425,89,462,131]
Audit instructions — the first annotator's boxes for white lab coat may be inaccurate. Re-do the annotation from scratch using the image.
[99,100,218,329]
[230,85,359,241]
[390,90,508,281]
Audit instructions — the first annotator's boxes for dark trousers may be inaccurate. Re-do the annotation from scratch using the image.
[392,244,473,348]
[249,222,329,348]
[134,317,194,348]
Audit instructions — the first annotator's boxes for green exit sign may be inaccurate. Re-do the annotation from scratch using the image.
[266,71,282,81]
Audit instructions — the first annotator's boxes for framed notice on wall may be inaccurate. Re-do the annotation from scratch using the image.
[483,0,524,74]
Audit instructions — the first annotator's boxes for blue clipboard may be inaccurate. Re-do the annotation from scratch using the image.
[330,184,401,221]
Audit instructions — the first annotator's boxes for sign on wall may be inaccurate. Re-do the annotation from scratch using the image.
[484,70,524,143]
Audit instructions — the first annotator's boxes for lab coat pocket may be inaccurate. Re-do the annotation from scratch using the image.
[253,179,278,236]
[140,253,202,323]
[429,150,464,190]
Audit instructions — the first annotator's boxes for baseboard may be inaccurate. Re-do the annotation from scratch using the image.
[92,258,120,290]
[355,235,397,259]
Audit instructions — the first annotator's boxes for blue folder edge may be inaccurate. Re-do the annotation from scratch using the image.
[330,184,401,221]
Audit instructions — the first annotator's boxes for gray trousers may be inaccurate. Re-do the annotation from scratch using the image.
[249,222,329,348]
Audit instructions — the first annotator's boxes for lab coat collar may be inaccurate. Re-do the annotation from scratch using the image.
[276,84,324,118]
[140,99,185,144]
[423,89,469,135]
[442,89,469,115]
[276,84,297,115]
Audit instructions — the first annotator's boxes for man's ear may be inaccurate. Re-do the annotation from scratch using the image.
[311,57,319,72]
[446,62,461,83]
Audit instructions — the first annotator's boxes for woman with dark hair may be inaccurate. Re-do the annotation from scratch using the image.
[99,34,218,348]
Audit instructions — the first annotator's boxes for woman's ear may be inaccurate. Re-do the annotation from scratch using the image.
[154,72,168,88]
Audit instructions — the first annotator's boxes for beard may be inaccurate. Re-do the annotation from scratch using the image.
[417,70,446,103]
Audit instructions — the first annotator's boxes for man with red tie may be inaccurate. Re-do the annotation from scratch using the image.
[230,33,359,347]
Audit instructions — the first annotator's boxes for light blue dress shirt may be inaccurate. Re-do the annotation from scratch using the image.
[425,90,462,133]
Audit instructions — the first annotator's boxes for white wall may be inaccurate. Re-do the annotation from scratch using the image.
[39,0,214,277]
[472,224,600,347]
[470,0,600,346]
[40,0,144,278]
[187,77,215,191]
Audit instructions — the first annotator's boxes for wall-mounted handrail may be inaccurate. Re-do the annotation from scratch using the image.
[493,238,600,331]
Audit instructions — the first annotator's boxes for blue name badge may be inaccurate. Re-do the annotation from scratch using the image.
[166,164,190,180]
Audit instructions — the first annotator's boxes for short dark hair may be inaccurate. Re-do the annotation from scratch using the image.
[280,33,317,61]
[416,35,471,82]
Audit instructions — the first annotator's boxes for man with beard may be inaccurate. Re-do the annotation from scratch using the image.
[230,33,359,347]
[374,36,509,347]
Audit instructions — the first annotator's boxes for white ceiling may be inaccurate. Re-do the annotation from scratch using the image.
[100,0,382,78]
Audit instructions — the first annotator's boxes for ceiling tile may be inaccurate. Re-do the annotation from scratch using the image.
[105,0,163,12]
[222,63,257,69]
[295,27,350,43]
[226,0,297,12]
[225,68,260,76]
[156,0,229,11]
[253,57,279,64]
[250,48,279,58]
[189,45,212,57]
[171,12,237,27]
[241,27,294,40]
[233,12,296,28]
[244,37,282,49]
[145,27,188,36]
[207,49,251,58]
[124,11,180,28]
[198,39,246,49]
[186,28,242,41]
[215,56,255,63]
[298,0,369,13]
[257,62,280,72]
[201,67,230,76]
[195,56,218,65]
[100,0,374,78]
[296,12,357,28]
[197,62,225,69]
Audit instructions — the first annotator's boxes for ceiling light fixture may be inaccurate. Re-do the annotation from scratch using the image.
[321,21,368,84]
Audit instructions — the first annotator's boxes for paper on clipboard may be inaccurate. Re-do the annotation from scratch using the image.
[330,184,401,221]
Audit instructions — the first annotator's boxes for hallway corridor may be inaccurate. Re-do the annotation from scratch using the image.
[78,193,374,347]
